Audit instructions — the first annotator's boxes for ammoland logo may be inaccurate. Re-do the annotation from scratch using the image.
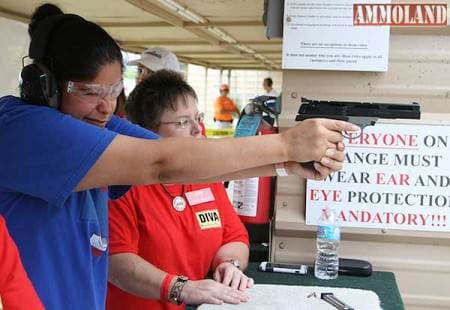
[353,3,448,26]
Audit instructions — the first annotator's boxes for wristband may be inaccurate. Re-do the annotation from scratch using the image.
[160,273,175,302]
[275,162,289,176]
[169,275,189,305]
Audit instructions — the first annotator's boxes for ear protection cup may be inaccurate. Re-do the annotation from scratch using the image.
[20,63,60,108]
[20,13,83,108]
[20,62,59,108]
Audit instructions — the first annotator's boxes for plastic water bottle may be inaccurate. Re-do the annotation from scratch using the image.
[314,207,340,280]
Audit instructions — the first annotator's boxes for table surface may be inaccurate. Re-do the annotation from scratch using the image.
[245,262,404,310]
[188,262,404,310]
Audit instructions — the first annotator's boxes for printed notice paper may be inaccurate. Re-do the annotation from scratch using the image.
[306,123,450,232]
[282,0,390,71]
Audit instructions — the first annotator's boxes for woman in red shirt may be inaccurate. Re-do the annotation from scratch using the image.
[107,70,253,310]
[0,215,43,310]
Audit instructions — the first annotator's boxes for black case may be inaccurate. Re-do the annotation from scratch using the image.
[338,258,372,277]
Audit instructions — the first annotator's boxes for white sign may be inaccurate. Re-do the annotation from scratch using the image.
[282,0,390,71]
[306,124,450,232]
[233,178,259,217]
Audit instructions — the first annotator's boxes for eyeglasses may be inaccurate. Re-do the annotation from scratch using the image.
[160,112,205,129]
[66,80,124,105]
[137,66,153,76]
[137,67,145,75]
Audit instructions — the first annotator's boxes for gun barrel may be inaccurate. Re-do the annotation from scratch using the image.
[295,98,421,121]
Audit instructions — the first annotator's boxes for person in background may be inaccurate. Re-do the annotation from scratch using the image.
[213,84,240,129]
[125,47,206,134]
[0,3,356,309]
[128,47,181,84]
[118,47,183,124]
[262,77,279,97]
[107,70,252,310]
[0,215,44,310]
[114,89,127,118]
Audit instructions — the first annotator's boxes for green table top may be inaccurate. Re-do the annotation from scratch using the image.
[188,262,403,309]
[246,262,404,310]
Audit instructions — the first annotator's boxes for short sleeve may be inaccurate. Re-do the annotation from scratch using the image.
[107,116,159,140]
[106,116,160,199]
[0,96,116,207]
[108,190,140,255]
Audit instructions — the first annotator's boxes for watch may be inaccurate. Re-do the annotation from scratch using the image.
[168,275,189,305]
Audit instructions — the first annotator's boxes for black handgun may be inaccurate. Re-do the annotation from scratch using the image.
[296,97,421,136]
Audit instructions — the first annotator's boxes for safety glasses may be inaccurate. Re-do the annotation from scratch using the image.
[66,79,124,105]
[160,112,205,129]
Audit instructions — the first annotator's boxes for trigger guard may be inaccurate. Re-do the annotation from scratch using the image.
[343,125,364,139]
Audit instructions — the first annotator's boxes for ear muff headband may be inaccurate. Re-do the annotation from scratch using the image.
[21,13,84,108]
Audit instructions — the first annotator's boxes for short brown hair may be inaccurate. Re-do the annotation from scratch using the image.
[126,70,197,129]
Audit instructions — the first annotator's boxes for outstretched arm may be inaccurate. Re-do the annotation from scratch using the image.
[76,119,358,191]
[195,142,346,182]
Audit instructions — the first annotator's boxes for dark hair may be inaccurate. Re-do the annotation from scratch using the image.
[126,70,197,129]
[29,3,123,82]
[264,77,273,87]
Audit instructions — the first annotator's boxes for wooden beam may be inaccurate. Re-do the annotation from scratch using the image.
[0,6,29,23]
[207,59,259,64]
[177,56,221,69]
[125,0,220,46]
[99,20,262,28]
[126,0,185,27]
[120,39,281,46]
[121,40,210,46]
[223,65,281,71]
[240,41,282,45]
[185,20,263,28]
[99,21,170,28]
[125,0,269,66]
[0,0,274,69]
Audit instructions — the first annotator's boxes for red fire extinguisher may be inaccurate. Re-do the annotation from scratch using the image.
[232,96,280,224]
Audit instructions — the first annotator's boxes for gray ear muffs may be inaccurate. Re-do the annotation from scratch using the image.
[20,14,83,108]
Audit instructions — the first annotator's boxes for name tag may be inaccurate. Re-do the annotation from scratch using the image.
[185,187,215,206]
[195,209,222,229]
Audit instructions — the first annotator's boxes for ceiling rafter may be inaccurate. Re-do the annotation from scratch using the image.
[126,0,225,48]
[0,6,28,23]
[125,0,278,69]
[0,2,281,70]
[99,20,262,28]
[120,40,281,46]
[177,56,221,69]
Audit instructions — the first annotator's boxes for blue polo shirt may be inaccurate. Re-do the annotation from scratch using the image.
[0,96,159,310]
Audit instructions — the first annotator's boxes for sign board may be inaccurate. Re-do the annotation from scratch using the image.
[282,0,390,71]
[306,123,450,232]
